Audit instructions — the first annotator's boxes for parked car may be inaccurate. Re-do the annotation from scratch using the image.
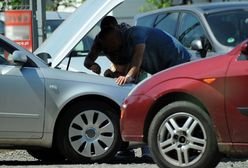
[0,0,132,163]
[46,11,72,38]
[120,39,248,167]
[134,2,248,60]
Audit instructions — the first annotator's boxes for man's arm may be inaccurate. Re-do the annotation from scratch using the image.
[115,44,145,85]
[127,44,145,78]
[84,38,101,74]
[104,64,129,78]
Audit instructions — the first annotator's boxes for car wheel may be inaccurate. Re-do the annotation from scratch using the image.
[56,101,121,163]
[27,148,64,162]
[148,101,221,168]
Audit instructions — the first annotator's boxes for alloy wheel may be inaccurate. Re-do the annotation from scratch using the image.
[69,110,114,157]
[157,112,207,167]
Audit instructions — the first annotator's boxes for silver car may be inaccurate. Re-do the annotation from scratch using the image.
[134,2,248,60]
[0,0,132,163]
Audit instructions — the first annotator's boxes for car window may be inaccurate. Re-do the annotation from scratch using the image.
[0,40,16,65]
[136,14,157,27]
[0,39,37,67]
[46,20,63,37]
[73,35,94,52]
[178,13,205,48]
[153,12,179,36]
[206,10,248,47]
[0,55,10,65]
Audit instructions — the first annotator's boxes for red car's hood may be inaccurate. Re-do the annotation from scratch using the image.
[134,49,238,95]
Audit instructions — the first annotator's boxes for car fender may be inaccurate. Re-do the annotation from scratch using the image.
[44,80,130,134]
[145,77,231,142]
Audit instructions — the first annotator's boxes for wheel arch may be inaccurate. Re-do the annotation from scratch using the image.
[52,94,120,145]
[143,92,208,143]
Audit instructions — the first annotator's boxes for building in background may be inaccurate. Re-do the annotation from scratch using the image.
[112,0,146,25]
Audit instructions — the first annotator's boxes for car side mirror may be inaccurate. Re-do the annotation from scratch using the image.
[13,50,28,66]
[241,42,248,55]
[191,39,203,51]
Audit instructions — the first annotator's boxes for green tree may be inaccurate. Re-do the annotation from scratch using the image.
[9,0,21,6]
[140,0,172,12]
[47,0,85,11]
[0,0,30,10]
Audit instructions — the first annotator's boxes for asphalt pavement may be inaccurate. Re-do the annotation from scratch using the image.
[0,150,248,168]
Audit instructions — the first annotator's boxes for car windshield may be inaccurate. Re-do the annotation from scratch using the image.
[206,10,248,47]
[46,20,64,37]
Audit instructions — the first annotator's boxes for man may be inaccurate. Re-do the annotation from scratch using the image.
[84,16,130,76]
[97,26,191,85]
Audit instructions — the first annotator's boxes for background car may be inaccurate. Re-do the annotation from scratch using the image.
[120,39,248,168]
[134,2,248,60]
[0,0,132,163]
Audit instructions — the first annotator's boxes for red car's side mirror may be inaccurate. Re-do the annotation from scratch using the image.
[241,42,248,55]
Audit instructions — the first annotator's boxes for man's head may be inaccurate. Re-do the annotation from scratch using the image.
[100,16,118,30]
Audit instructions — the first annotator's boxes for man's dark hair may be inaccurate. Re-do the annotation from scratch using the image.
[100,16,118,29]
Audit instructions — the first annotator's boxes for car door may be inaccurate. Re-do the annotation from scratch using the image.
[225,50,248,143]
[177,12,215,60]
[0,48,45,139]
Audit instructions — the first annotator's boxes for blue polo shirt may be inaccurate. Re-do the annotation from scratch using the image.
[116,26,191,74]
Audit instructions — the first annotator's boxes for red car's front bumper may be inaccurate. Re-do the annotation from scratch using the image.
[120,94,154,142]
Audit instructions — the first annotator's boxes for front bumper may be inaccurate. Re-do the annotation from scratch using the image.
[120,94,154,142]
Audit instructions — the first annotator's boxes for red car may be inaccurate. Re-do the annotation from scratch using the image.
[121,41,248,168]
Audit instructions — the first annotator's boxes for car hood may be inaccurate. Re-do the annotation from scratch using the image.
[41,67,134,90]
[34,0,124,68]
[133,52,236,95]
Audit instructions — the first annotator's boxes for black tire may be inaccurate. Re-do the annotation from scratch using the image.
[27,148,65,162]
[148,101,221,168]
[55,101,121,163]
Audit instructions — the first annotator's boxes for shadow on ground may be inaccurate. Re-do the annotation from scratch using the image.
[0,156,154,166]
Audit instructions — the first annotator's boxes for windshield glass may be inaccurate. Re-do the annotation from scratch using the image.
[206,10,248,47]
[46,20,63,37]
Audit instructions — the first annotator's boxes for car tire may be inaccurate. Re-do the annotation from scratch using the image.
[148,101,221,168]
[27,148,64,162]
[55,101,121,163]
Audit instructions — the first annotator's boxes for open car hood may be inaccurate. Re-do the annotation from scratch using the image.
[34,0,124,68]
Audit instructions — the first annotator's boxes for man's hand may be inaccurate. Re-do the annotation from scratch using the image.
[90,63,101,74]
[115,75,134,85]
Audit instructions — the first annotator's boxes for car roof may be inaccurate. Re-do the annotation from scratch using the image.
[189,2,248,14]
[136,2,248,18]
[46,11,71,20]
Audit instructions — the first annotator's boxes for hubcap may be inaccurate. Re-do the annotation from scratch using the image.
[69,110,114,157]
[85,128,96,139]
[157,112,207,167]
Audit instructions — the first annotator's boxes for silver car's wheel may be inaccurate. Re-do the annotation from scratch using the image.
[148,101,221,168]
[157,112,206,167]
[69,110,114,157]
[56,101,121,163]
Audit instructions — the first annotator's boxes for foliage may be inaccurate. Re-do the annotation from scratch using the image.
[140,0,172,12]
[47,0,85,11]
[8,0,22,6]
[0,0,24,10]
